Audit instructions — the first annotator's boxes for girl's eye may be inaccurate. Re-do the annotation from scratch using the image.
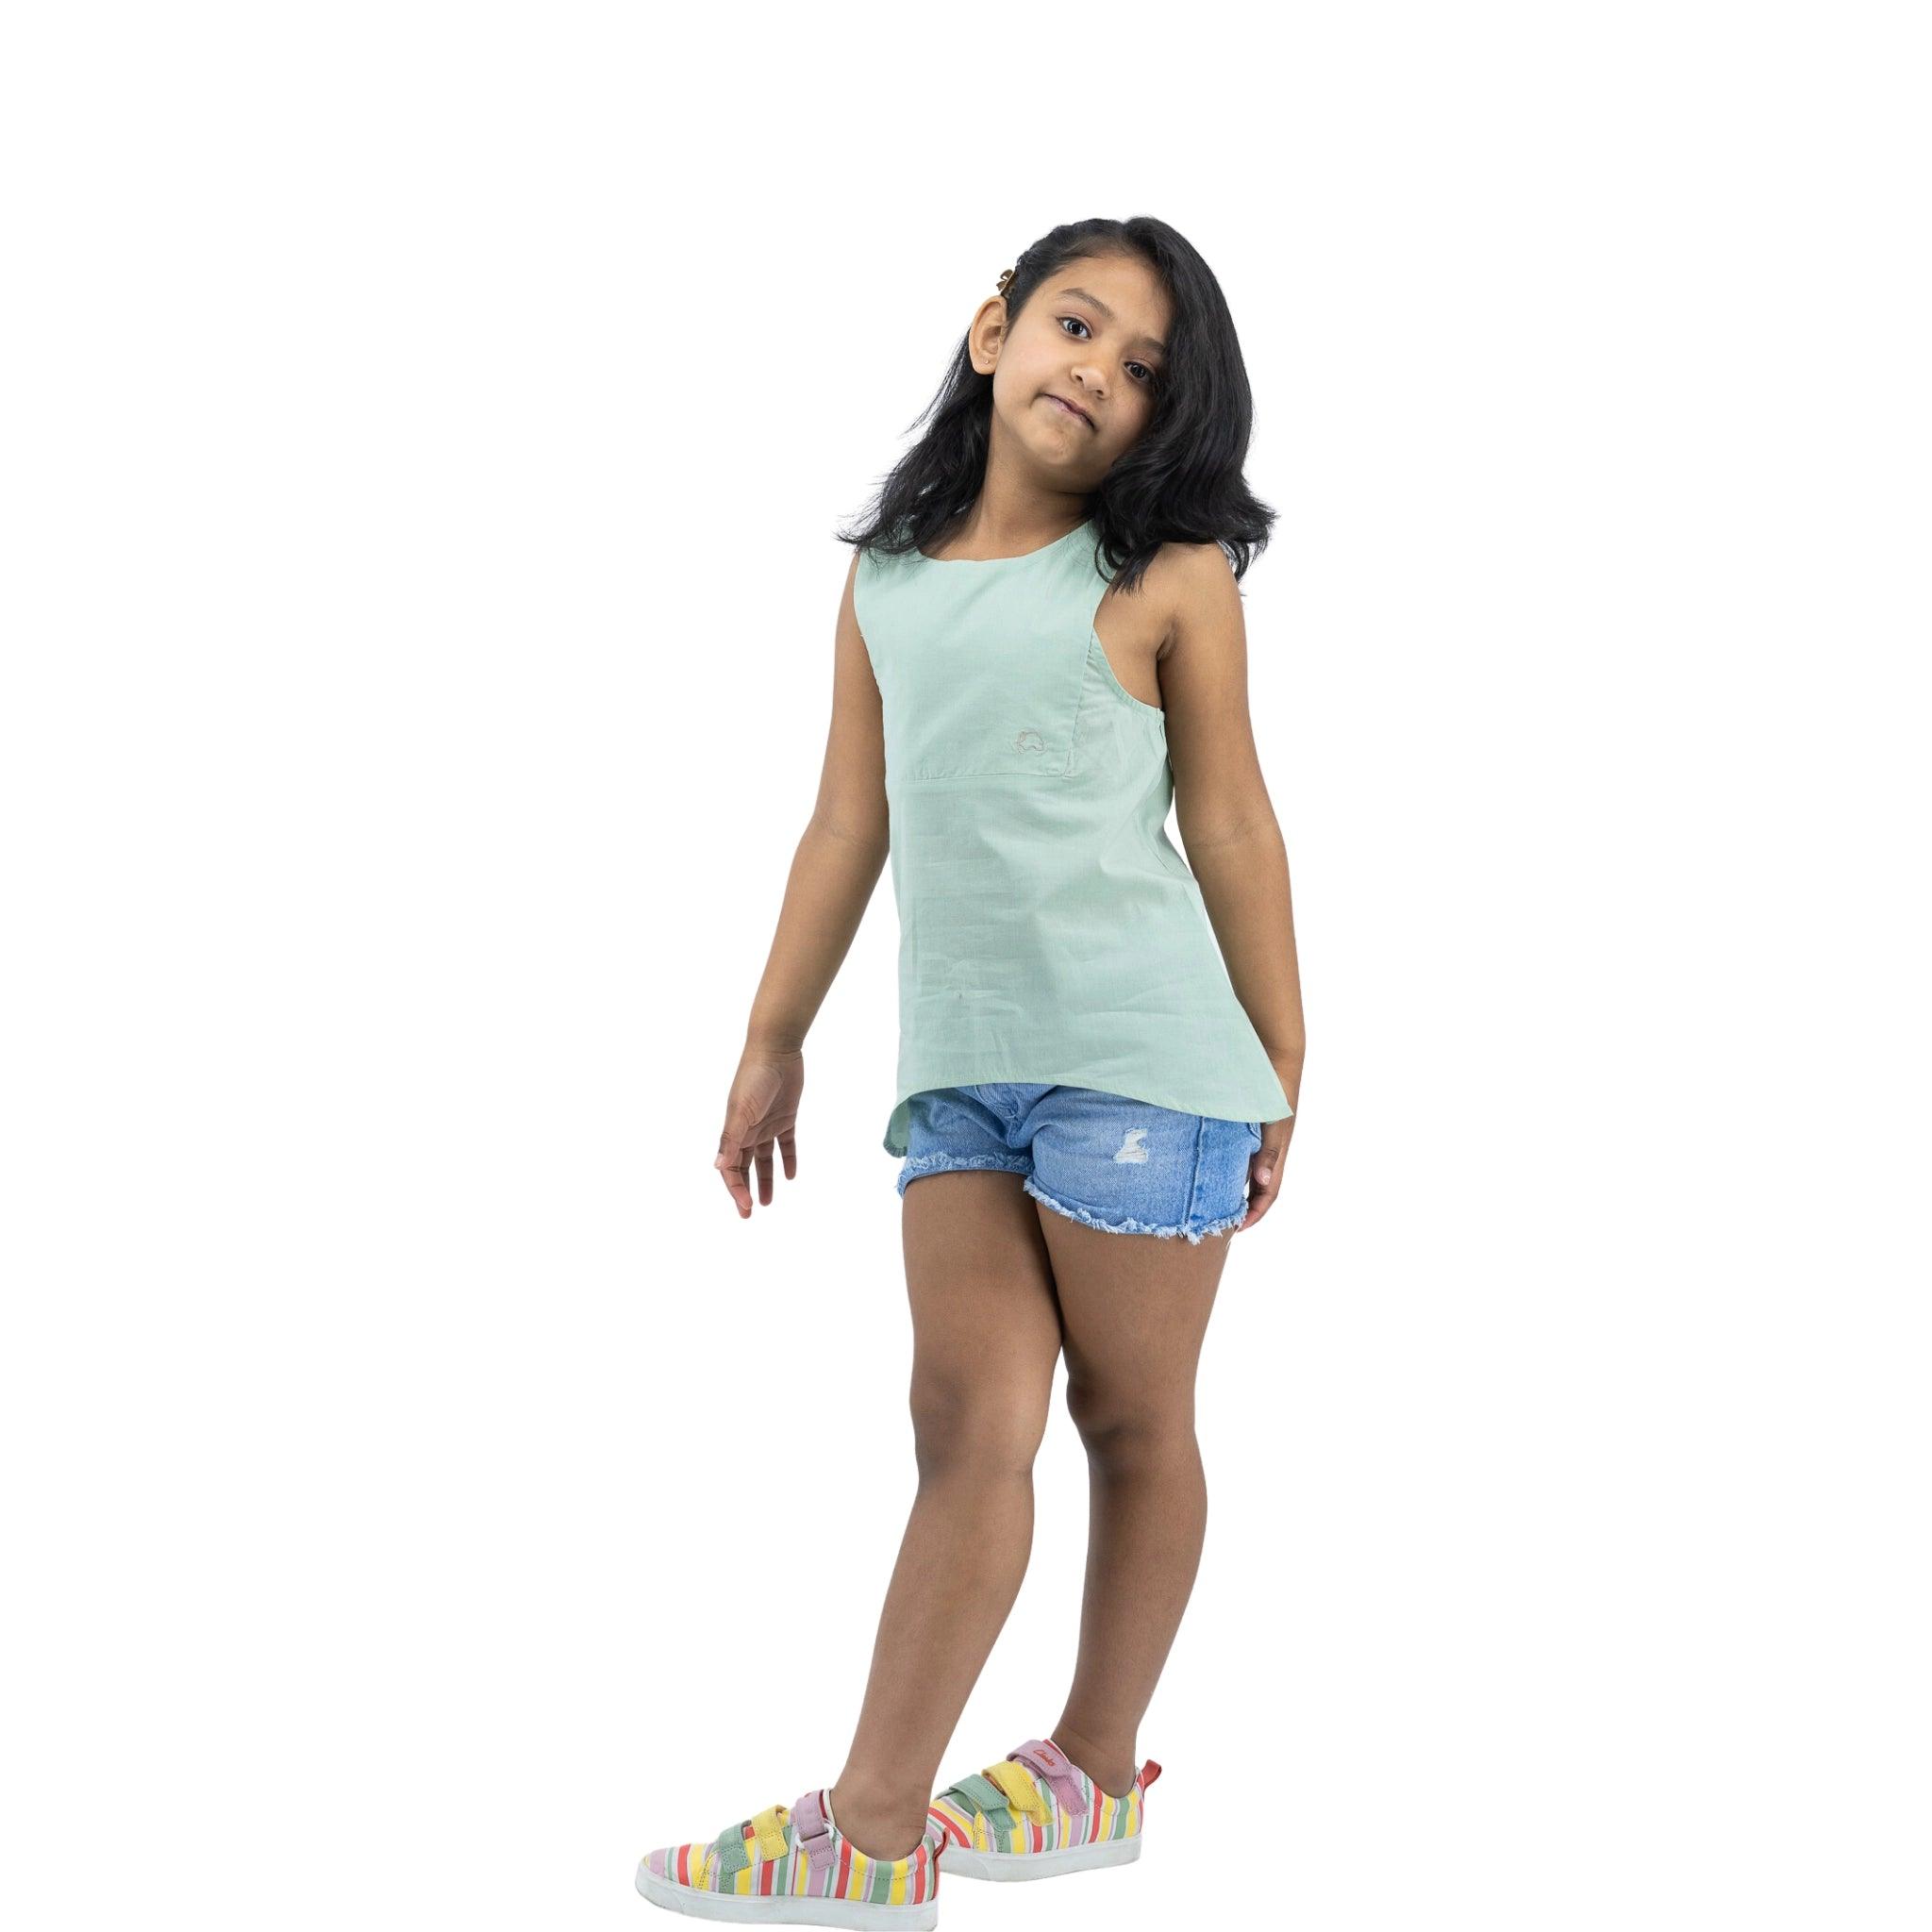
[1058,315,1158,386]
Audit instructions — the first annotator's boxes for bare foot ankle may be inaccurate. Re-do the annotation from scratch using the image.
[1049,1728,1136,1800]
[825,1783,927,1862]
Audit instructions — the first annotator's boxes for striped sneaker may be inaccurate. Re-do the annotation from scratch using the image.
[926,1736,1163,1882]
[635,1786,948,1927]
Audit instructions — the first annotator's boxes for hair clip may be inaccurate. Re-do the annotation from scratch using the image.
[995,266,1016,298]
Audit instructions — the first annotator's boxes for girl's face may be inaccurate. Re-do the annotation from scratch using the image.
[976,255,1173,486]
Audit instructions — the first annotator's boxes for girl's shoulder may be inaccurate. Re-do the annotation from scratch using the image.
[1111,539,1237,656]
[1147,535,1238,582]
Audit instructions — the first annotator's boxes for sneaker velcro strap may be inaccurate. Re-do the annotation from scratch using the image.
[708,1823,751,1882]
[791,1788,838,1876]
[1008,1738,1091,1818]
[943,1771,1022,1852]
[984,1758,1050,1827]
[748,1803,791,1861]
[947,1771,1014,1822]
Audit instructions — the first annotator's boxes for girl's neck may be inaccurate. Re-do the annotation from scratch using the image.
[926,501,1090,562]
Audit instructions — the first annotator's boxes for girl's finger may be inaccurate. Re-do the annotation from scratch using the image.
[1238,1141,1286,1231]
[755,1136,774,1206]
[715,1128,754,1217]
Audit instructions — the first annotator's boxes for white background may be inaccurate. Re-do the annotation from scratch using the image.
[4,4,1926,1927]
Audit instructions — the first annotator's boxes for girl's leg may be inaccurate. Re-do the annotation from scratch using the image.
[825,1171,1065,1859]
[1030,1209,1231,1798]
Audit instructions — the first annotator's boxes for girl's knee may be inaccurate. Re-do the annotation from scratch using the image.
[910,1374,1051,1477]
[1064,1378,1195,1460]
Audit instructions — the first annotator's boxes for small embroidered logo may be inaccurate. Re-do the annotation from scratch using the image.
[1014,728,1045,755]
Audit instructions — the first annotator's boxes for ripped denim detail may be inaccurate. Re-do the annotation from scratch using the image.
[1021,1174,1246,1245]
[895,1151,1033,1197]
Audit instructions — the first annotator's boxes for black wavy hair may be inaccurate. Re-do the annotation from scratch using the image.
[838,215,1276,596]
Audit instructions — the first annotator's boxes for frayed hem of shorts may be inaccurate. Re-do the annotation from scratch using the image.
[896,1152,1034,1198]
[1021,1175,1245,1244]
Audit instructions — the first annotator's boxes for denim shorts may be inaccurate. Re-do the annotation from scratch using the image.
[894,1083,1264,1244]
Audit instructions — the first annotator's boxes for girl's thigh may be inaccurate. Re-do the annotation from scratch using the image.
[1030,1193,1232,1424]
[900,1168,1064,1431]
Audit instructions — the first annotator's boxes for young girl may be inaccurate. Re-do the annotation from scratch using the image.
[639,216,1305,1927]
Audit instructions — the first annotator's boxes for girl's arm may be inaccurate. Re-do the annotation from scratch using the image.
[714,558,889,1215]
[741,554,891,1058]
[1155,543,1307,1169]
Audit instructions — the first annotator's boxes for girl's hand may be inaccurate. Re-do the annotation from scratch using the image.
[713,1046,804,1219]
[1238,1056,1301,1233]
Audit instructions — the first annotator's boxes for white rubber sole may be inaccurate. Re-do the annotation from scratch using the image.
[635,1861,938,1928]
[937,1834,1143,1882]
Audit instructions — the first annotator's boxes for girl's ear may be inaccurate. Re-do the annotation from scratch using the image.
[967,296,1008,375]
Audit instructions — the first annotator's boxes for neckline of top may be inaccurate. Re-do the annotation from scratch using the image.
[914,516,1093,566]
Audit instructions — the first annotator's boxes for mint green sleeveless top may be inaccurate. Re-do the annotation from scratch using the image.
[854,516,1293,1157]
